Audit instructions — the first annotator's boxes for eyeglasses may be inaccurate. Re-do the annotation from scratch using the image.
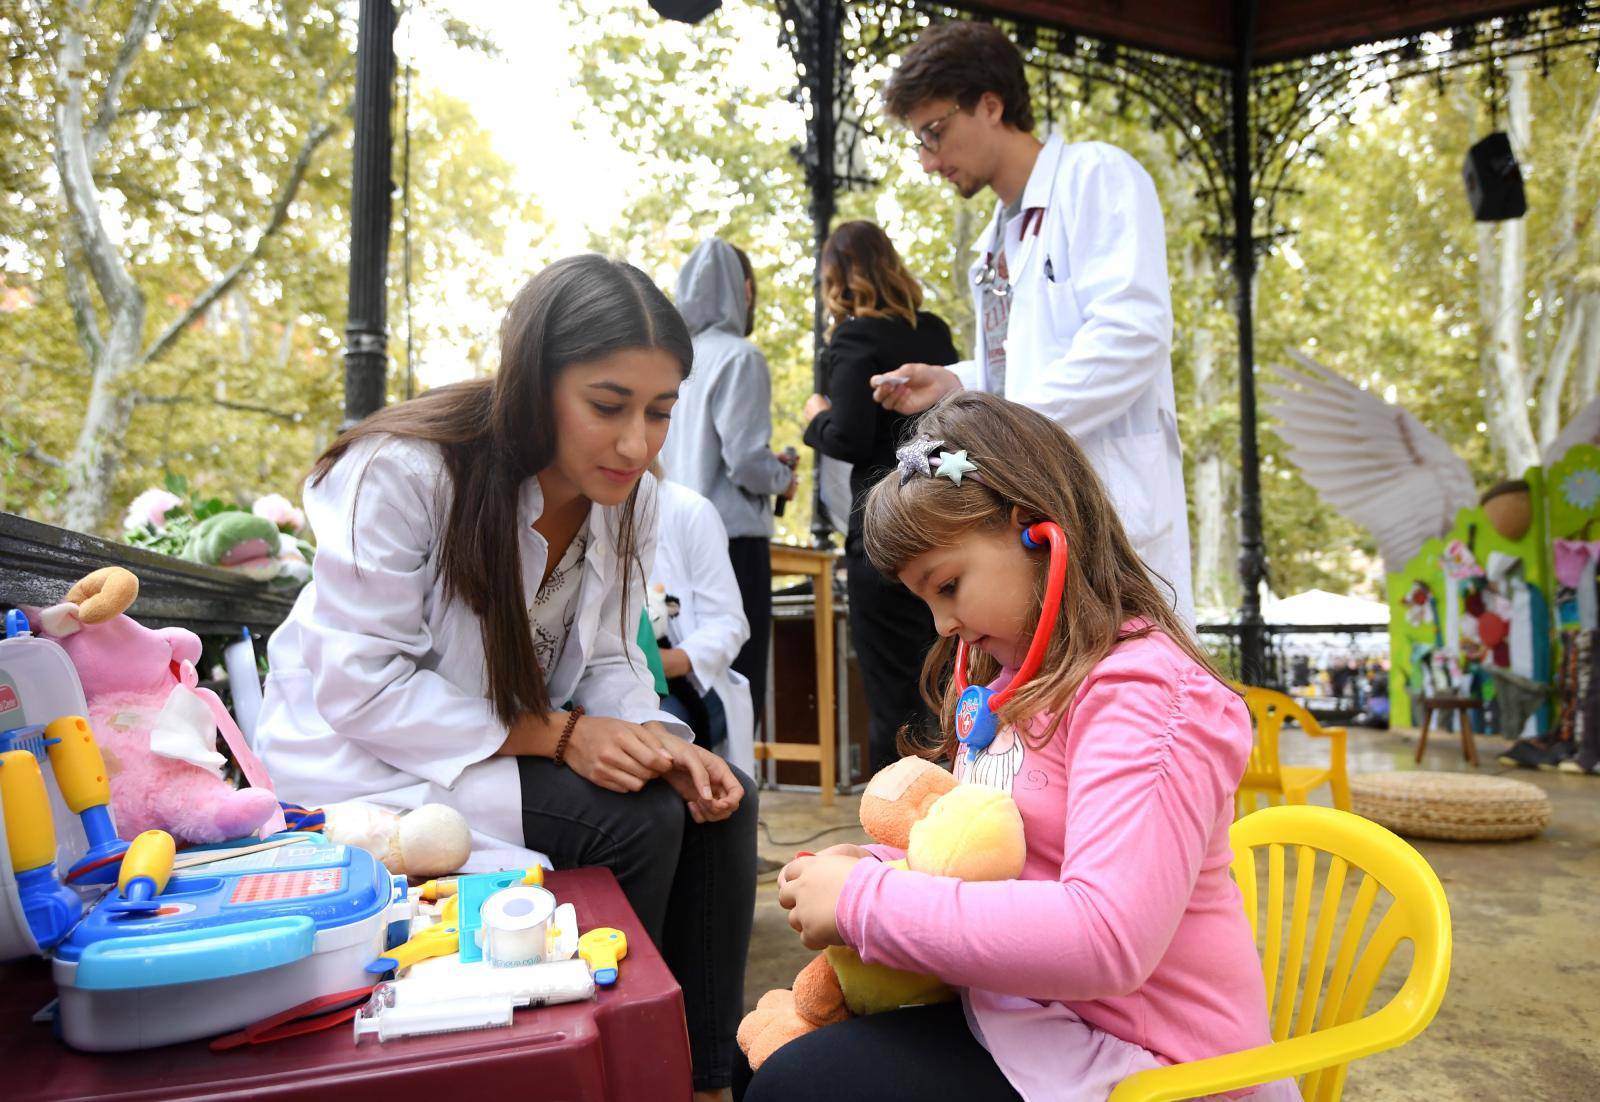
[908,105,962,153]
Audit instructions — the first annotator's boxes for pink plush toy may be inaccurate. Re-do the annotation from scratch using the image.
[36,568,284,846]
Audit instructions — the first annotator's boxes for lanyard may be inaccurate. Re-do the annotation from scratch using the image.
[976,207,1044,299]
[952,521,1069,760]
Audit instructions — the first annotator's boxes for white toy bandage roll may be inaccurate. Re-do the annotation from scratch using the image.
[479,885,557,968]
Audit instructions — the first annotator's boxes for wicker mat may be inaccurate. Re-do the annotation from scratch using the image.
[1350,771,1552,842]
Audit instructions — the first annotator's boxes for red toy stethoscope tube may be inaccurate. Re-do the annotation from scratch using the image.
[953,521,1069,711]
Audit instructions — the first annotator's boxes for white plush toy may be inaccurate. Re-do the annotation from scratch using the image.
[646,581,673,641]
[321,801,472,878]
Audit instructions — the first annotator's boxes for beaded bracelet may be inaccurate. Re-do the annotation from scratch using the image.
[553,706,585,767]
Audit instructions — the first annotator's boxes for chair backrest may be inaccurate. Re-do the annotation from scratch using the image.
[1230,806,1452,1102]
[1235,683,1291,787]
[1236,684,1331,780]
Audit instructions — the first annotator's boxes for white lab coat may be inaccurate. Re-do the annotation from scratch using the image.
[651,481,756,777]
[255,435,689,871]
[957,135,1194,624]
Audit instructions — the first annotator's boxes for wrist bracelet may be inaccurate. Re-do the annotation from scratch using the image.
[553,706,584,766]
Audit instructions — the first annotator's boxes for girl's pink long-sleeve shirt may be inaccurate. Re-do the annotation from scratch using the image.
[836,628,1275,1092]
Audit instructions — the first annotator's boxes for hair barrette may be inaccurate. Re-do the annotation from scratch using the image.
[895,434,981,487]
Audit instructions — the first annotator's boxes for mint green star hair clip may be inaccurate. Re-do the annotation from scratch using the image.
[933,450,978,485]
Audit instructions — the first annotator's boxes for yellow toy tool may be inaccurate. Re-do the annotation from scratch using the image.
[44,716,128,884]
[366,895,460,974]
[0,749,84,949]
[578,927,628,987]
[107,830,176,915]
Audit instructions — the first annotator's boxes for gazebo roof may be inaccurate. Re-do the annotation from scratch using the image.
[948,1,1554,65]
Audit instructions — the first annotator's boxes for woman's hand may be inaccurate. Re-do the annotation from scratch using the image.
[776,843,872,889]
[777,854,860,949]
[659,647,693,680]
[803,393,832,422]
[654,730,744,824]
[562,715,675,793]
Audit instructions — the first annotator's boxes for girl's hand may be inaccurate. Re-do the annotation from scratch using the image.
[777,854,859,949]
[803,393,832,422]
[563,715,674,793]
[655,731,744,823]
[776,844,871,889]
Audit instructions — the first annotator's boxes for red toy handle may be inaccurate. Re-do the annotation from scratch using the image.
[953,521,1069,710]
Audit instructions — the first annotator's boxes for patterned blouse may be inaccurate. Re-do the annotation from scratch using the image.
[530,524,589,678]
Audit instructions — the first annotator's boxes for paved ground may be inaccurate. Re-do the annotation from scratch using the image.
[745,722,1600,1098]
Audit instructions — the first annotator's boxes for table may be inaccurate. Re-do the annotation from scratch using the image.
[761,543,837,805]
[0,868,691,1101]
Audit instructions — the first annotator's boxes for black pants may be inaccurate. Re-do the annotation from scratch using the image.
[518,758,758,1091]
[728,536,772,727]
[846,548,939,774]
[734,1001,1021,1102]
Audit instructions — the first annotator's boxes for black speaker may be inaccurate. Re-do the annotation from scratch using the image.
[648,0,721,22]
[1463,132,1527,222]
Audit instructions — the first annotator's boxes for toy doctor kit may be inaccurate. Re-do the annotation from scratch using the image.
[2,611,411,1052]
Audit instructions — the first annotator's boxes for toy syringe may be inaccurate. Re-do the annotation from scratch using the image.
[352,994,515,1043]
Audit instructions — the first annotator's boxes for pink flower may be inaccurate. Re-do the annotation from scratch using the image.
[123,488,184,532]
[252,493,305,533]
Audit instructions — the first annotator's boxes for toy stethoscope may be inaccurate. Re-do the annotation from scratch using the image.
[953,520,1068,761]
[974,207,1045,299]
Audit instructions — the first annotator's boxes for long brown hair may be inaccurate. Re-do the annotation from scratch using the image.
[821,220,923,336]
[862,392,1219,760]
[310,255,693,726]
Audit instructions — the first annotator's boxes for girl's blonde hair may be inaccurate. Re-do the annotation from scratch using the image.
[862,392,1222,760]
[820,221,923,337]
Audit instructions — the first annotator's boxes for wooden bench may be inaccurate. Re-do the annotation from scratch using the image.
[1,511,296,638]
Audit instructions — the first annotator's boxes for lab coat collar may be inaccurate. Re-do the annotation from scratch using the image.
[1020,133,1064,213]
[516,474,615,568]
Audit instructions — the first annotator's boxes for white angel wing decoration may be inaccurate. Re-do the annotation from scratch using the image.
[1543,395,1600,467]
[1263,350,1477,574]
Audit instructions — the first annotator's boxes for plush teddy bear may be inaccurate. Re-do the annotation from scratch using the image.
[36,567,284,846]
[737,757,1026,1069]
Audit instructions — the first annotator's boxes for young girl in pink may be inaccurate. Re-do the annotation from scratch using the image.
[743,393,1296,1102]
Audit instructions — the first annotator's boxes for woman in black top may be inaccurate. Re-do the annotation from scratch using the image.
[802,221,959,774]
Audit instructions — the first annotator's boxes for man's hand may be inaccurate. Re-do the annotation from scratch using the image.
[870,363,961,414]
[803,393,832,422]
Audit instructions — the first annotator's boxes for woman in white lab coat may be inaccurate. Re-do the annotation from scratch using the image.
[651,478,756,778]
[255,255,755,1100]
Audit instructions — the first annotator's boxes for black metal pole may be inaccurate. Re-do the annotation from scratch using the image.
[1233,0,1268,683]
[342,0,398,428]
[807,0,838,549]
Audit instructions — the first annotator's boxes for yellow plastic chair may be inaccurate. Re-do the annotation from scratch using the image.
[1109,806,1452,1102]
[1235,685,1351,817]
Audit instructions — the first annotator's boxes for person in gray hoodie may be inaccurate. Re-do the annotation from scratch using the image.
[662,237,796,728]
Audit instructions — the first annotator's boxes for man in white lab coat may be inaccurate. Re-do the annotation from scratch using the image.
[873,22,1193,624]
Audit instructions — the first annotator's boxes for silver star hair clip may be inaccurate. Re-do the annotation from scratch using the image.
[896,434,981,486]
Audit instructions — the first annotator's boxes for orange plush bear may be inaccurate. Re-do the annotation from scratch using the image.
[738,756,1025,1069]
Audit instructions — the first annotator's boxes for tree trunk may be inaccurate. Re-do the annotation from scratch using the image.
[1578,290,1600,406]
[53,5,151,532]
[1476,55,1539,476]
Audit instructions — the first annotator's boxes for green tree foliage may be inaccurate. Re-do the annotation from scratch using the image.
[0,1,539,532]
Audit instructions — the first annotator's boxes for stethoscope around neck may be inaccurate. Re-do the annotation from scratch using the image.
[953,520,1069,761]
[974,207,1045,300]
